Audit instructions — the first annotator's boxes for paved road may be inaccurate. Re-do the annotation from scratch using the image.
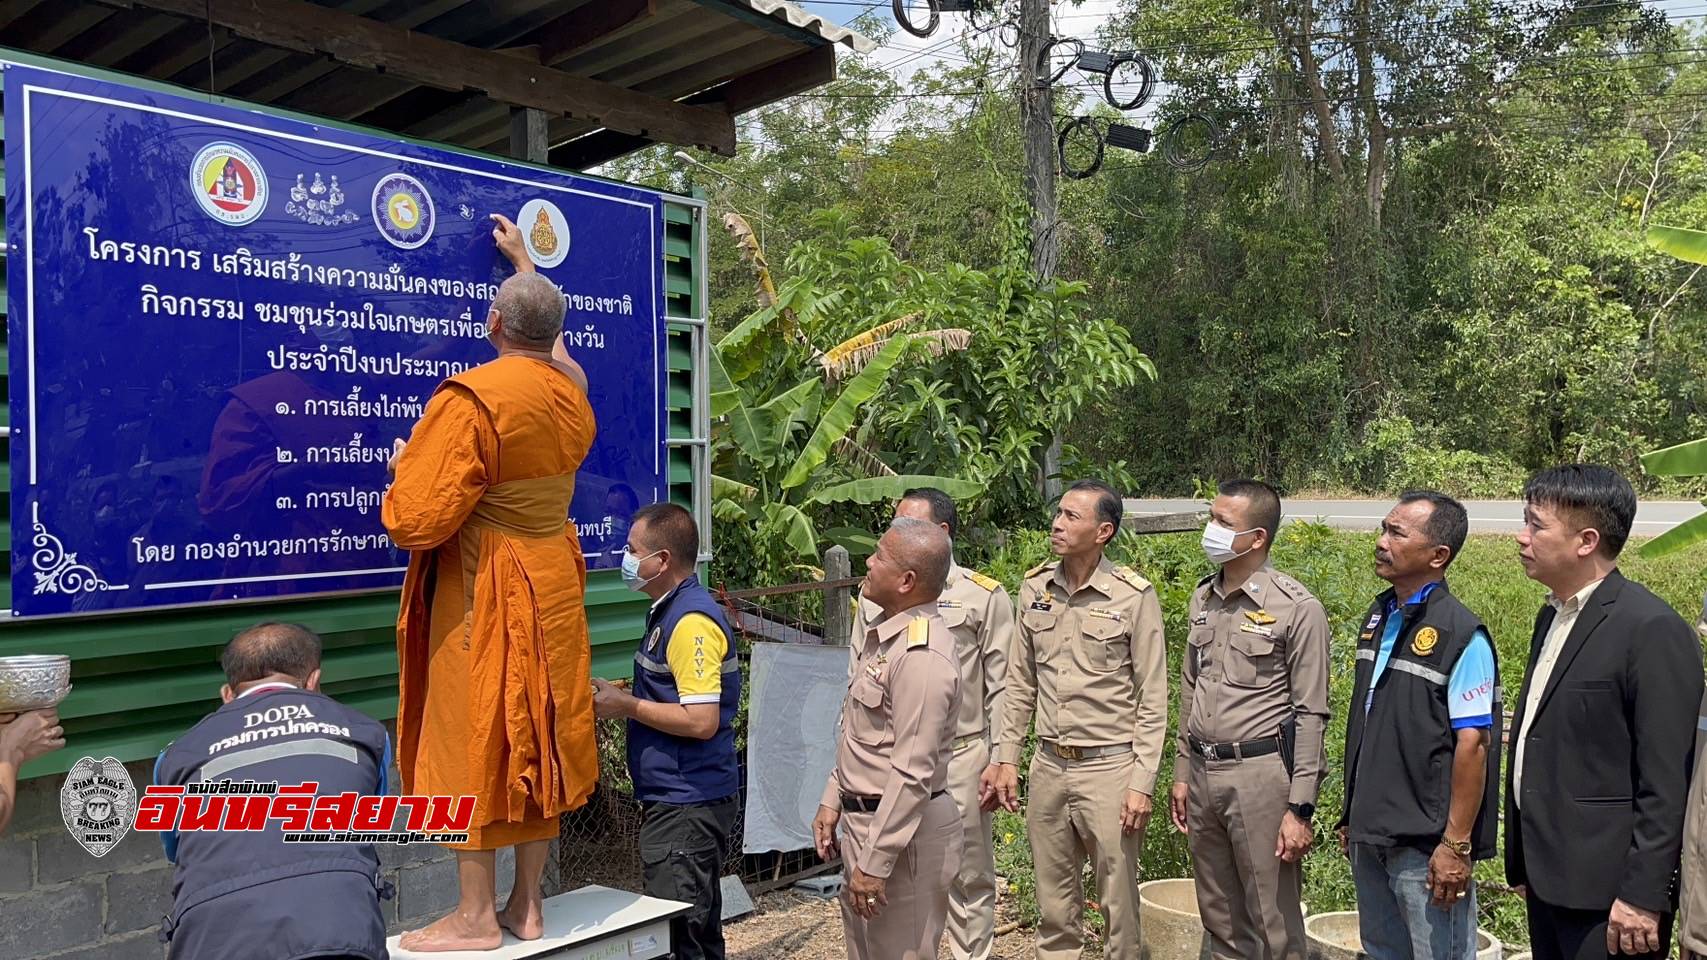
[1125,498,1705,534]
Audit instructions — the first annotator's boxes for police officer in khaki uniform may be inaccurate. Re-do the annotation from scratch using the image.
[1675,595,1707,960]
[815,516,964,960]
[1168,479,1330,960]
[981,479,1169,960]
[851,487,1015,960]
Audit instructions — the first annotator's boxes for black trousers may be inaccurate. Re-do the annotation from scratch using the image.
[640,795,739,960]
[1526,893,1673,960]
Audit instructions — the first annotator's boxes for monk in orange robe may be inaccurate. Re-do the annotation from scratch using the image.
[383,214,597,951]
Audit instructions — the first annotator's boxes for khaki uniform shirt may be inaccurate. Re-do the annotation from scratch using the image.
[1676,601,1707,957]
[852,564,1015,741]
[819,603,962,878]
[994,556,1169,795]
[1174,564,1331,807]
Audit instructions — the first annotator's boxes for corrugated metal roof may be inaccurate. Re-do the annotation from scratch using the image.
[737,0,879,54]
[0,0,872,167]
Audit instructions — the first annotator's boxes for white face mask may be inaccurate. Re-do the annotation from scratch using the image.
[1201,521,1258,565]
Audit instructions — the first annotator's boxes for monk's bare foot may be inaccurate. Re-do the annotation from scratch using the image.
[398,909,503,952]
[497,894,545,941]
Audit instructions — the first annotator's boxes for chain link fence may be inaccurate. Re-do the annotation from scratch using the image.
[557,567,860,895]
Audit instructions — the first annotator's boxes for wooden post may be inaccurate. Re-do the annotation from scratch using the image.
[509,106,550,162]
[823,546,852,646]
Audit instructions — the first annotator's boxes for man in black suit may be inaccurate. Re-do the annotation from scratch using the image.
[1507,464,1705,960]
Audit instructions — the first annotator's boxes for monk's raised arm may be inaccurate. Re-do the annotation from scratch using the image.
[381,386,490,550]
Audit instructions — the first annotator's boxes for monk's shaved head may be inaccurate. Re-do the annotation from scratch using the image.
[221,622,321,686]
[492,272,567,346]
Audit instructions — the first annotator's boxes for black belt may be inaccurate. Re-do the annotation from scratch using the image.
[841,791,944,813]
[1189,734,1280,762]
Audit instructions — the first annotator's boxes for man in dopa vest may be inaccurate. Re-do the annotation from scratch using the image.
[815,517,963,960]
[848,487,1014,960]
[153,622,393,960]
[591,502,741,960]
[1338,491,1501,960]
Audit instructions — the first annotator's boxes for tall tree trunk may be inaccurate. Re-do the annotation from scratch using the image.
[1283,0,1347,181]
[1353,0,1388,226]
[1020,0,1064,502]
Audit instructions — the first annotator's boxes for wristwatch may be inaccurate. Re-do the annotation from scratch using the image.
[1287,802,1314,821]
[1441,836,1472,858]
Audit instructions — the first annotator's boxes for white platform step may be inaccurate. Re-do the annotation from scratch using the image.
[388,885,690,960]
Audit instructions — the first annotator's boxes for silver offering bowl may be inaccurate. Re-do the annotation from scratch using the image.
[0,655,71,713]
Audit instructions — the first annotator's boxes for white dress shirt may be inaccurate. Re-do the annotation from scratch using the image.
[1514,577,1605,808]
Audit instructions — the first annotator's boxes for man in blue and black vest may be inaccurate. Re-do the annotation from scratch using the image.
[1338,491,1502,960]
[154,622,393,960]
[592,502,740,960]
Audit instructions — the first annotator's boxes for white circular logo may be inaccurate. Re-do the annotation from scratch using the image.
[190,143,268,226]
[371,173,436,250]
[518,198,570,269]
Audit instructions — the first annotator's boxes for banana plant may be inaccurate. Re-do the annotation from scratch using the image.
[1638,224,1707,557]
[711,214,981,562]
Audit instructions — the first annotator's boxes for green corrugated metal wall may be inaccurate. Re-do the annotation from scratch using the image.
[0,49,706,779]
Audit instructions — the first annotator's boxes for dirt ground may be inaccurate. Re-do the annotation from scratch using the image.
[724,890,1103,960]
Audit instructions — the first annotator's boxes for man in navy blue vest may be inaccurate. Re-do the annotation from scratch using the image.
[153,622,393,960]
[592,502,740,960]
[1338,491,1502,960]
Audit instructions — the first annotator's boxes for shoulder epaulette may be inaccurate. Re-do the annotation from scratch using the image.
[907,616,930,649]
[1271,572,1313,602]
[1024,560,1057,580]
[1112,564,1152,592]
[966,570,1002,593]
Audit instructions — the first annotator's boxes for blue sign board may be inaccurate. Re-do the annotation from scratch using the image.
[4,63,670,619]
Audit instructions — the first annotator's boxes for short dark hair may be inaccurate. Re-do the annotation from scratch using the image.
[1523,464,1637,559]
[222,622,322,686]
[1217,478,1282,543]
[632,502,699,569]
[1066,479,1123,536]
[1397,490,1469,567]
[900,487,959,540]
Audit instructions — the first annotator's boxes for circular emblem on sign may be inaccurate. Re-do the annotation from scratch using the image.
[371,173,435,249]
[1411,626,1439,656]
[191,142,268,226]
[518,198,570,268]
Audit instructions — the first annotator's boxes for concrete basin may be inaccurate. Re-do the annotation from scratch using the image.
[1138,878,1211,960]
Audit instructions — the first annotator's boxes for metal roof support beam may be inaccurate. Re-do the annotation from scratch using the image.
[89,0,738,155]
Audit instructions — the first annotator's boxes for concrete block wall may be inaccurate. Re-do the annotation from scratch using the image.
[2,721,554,958]
[2,758,174,960]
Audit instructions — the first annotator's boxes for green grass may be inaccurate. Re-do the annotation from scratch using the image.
[980,523,1707,951]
